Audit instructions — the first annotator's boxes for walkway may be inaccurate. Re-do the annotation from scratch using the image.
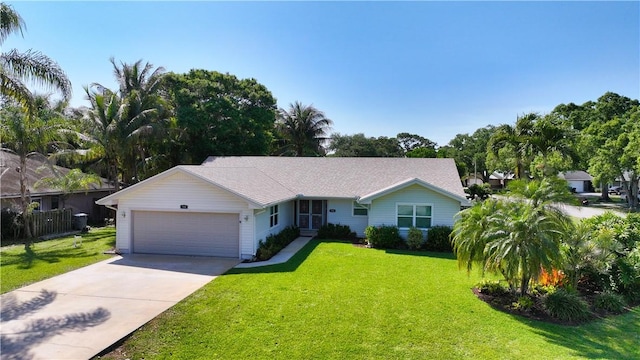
[235,236,313,268]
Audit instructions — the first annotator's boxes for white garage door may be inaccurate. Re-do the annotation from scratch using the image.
[132,211,239,257]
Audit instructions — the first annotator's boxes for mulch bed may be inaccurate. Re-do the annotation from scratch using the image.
[472,288,639,326]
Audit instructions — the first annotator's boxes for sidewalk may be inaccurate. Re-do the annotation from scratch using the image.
[235,236,313,268]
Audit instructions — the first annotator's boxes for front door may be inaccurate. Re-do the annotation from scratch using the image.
[298,199,325,230]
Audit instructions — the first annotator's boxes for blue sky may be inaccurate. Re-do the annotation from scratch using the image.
[3,1,639,146]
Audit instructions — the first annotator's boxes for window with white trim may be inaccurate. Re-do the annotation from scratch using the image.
[353,202,368,216]
[397,204,432,229]
[270,205,279,228]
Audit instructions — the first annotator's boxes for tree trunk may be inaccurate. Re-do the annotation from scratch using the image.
[19,154,33,247]
[600,181,610,201]
[520,275,530,296]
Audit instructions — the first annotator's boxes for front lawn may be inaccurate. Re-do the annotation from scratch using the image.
[1,227,116,293]
[99,240,639,359]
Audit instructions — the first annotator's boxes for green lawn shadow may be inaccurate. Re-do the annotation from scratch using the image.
[1,232,115,270]
[522,307,640,359]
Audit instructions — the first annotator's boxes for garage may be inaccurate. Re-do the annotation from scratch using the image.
[132,211,239,257]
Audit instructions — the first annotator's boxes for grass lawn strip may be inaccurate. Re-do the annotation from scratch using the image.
[100,240,639,359]
[1,227,116,294]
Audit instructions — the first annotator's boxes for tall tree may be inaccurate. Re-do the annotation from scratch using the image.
[328,133,403,157]
[0,3,71,112]
[446,125,495,182]
[275,102,333,156]
[0,3,71,243]
[164,70,277,163]
[488,114,538,179]
[0,97,73,242]
[82,86,123,191]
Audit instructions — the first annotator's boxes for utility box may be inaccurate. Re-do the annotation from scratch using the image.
[74,213,88,230]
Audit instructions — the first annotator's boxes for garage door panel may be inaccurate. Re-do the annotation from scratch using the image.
[133,211,239,257]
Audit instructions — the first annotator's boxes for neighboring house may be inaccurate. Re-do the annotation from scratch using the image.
[488,171,515,189]
[96,157,469,259]
[0,151,114,223]
[559,171,594,193]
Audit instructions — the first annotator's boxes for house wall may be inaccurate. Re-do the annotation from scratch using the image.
[567,180,584,193]
[368,184,461,238]
[326,199,369,237]
[2,191,113,224]
[254,200,295,252]
[114,171,254,257]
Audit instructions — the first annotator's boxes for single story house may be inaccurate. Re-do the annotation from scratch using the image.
[559,171,594,193]
[96,157,470,259]
[1,151,114,223]
[488,171,515,189]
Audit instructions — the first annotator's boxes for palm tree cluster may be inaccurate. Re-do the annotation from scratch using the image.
[488,113,577,179]
[452,178,640,310]
[82,58,168,190]
[452,178,569,295]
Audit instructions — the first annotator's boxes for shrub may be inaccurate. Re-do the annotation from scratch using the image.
[465,183,492,200]
[476,280,509,296]
[316,223,355,240]
[365,225,401,249]
[594,291,627,314]
[255,225,300,261]
[406,227,424,250]
[543,289,591,323]
[512,296,534,311]
[1,208,22,244]
[424,225,453,252]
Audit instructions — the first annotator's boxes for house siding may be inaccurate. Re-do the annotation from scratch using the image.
[327,199,369,237]
[114,172,252,256]
[254,200,294,253]
[368,184,460,238]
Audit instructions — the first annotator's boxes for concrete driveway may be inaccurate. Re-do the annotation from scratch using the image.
[0,254,239,360]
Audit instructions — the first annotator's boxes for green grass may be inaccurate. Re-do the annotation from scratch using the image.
[100,240,639,359]
[1,227,116,293]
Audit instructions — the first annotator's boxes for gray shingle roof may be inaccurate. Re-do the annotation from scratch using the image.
[198,156,467,206]
[559,171,593,181]
[1,151,113,199]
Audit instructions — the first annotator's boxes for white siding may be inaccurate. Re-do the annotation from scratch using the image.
[115,172,252,255]
[368,184,461,238]
[254,201,294,252]
[326,199,369,237]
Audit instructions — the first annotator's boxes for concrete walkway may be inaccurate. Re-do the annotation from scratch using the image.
[0,254,239,360]
[235,236,313,268]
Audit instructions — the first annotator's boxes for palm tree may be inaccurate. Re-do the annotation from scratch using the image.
[0,97,72,241]
[0,3,71,243]
[84,58,168,187]
[35,168,102,209]
[488,113,538,179]
[275,102,333,156]
[81,85,122,190]
[484,201,565,295]
[0,3,71,112]
[451,182,568,295]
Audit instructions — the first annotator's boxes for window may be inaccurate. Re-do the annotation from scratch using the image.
[270,205,279,228]
[397,204,432,229]
[51,196,60,210]
[353,202,368,216]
